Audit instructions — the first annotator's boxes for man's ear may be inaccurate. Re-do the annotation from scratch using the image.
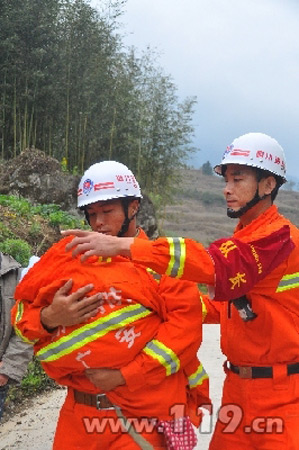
[263,176,277,195]
[129,199,140,216]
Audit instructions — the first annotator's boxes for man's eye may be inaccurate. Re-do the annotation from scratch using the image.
[103,209,113,214]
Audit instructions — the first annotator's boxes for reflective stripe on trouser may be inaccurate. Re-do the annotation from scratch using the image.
[188,363,209,388]
[276,271,299,292]
[36,304,151,363]
[165,237,186,278]
[143,339,180,376]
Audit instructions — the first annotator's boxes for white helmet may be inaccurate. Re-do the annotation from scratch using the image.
[77,161,142,208]
[214,132,287,183]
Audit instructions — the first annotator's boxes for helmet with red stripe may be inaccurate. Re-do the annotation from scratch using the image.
[77,161,142,208]
[214,132,287,183]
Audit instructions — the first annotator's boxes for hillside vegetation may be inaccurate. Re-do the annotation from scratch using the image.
[162,169,299,245]
[0,195,85,265]
[0,0,195,203]
[2,168,299,261]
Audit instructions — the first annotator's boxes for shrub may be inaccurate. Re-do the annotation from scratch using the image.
[0,195,31,217]
[20,357,56,394]
[0,222,15,241]
[0,238,32,266]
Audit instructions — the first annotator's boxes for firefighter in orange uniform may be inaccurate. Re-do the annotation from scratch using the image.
[12,161,210,450]
[63,134,299,450]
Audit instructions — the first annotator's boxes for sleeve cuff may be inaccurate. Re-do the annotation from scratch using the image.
[17,307,54,340]
[130,238,154,262]
[120,360,146,392]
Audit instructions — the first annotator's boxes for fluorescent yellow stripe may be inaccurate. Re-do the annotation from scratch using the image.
[146,267,161,282]
[276,272,299,293]
[15,301,24,323]
[143,339,180,376]
[165,237,186,278]
[143,346,169,373]
[177,237,186,278]
[188,363,209,388]
[37,304,151,362]
[98,256,112,263]
[14,325,37,345]
[166,237,175,277]
[13,301,37,344]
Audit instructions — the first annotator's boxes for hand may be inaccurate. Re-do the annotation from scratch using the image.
[85,368,126,391]
[0,373,9,386]
[40,280,102,330]
[61,229,133,261]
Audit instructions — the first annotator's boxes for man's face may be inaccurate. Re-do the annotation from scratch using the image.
[223,164,258,213]
[86,198,139,237]
[86,199,126,236]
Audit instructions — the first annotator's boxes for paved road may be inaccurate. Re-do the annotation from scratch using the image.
[195,324,225,449]
[0,324,225,450]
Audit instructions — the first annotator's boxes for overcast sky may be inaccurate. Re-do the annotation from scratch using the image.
[91,0,299,181]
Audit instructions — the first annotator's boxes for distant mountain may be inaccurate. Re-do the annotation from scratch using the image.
[162,169,299,245]
[283,175,299,192]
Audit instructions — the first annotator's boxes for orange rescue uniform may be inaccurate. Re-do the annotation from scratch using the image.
[127,206,299,449]
[12,229,210,449]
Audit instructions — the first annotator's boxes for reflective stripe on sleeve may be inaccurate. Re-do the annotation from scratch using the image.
[14,301,37,344]
[188,363,209,388]
[165,237,186,278]
[15,301,24,323]
[146,267,162,282]
[143,339,180,376]
[276,272,299,293]
[14,325,37,345]
[36,304,151,363]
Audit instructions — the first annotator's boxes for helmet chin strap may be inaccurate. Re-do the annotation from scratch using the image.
[83,209,90,225]
[117,198,139,237]
[227,188,269,219]
[117,216,132,237]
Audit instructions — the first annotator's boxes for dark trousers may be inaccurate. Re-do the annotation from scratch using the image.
[0,384,9,421]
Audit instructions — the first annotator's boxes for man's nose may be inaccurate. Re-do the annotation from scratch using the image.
[95,214,104,227]
[223,181,232,195]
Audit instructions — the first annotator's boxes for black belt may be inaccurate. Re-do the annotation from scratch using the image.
[228,362,299,379]
[73,389,115,410]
